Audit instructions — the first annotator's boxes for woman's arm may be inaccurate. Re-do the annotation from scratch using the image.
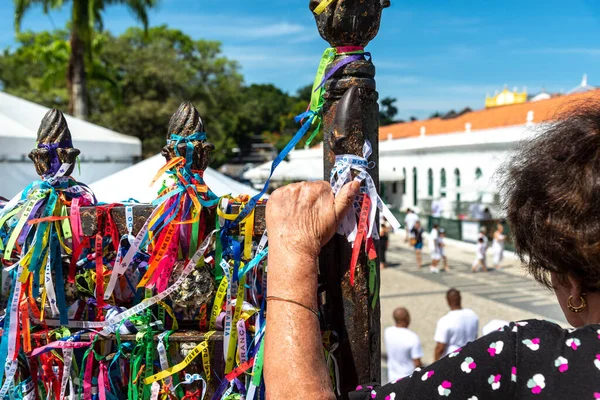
[264,181,359,400]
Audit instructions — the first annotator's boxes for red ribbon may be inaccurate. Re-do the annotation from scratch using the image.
[349,193,371,286]
[336,46,365,53]
[224,357,255,382]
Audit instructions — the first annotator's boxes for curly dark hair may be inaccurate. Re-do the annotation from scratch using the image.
[502,101,600,291]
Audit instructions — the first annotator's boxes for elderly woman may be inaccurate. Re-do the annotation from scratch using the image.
[264,106,600,399]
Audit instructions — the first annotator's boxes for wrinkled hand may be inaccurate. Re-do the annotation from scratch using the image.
[266,181,360,260]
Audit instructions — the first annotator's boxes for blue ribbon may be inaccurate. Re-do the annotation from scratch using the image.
[224,110,317,234]
[51,226,69,325]
[168,132,207,177]
[31,190,58,298]
[0,269,16,386]
[237,248,268,280]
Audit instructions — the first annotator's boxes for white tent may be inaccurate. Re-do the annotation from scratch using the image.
[243,146,405,183]
[90,154,260,203]
[0,91,141,198]
[244,148,324,182]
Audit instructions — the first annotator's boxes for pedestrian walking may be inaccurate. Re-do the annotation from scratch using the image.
[478,226,488,247]
[404,209,419,244]
[433,288,479,360]
[438,228,449,271]
[429,224,440,273]
[380,221,390,269]
[384,307,423,382]
[471,237,488,272]
[492,223,506,269]
[410,220,424,269]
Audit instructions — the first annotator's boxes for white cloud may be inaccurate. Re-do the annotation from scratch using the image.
[223,22,305,40]
[222,44,317,69]
[136,13,312,42]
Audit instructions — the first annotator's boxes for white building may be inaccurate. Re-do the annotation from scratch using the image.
[245,87,600,219]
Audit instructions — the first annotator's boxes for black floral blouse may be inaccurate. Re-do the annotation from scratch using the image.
[350,319,600,399]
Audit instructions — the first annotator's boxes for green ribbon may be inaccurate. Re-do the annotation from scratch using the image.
[251,338,265,387]
[214,211,223,281]
[368,259,379,309]
[142,289,154,400]
[304,48,337,147]
[310,47,336,112]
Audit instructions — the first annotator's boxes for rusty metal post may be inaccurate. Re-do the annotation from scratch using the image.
[311,0,389,397]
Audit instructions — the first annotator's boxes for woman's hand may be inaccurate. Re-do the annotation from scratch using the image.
[265,180,358,400]
[266,180,360,260]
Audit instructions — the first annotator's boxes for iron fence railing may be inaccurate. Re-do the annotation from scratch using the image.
[391,211,515,252]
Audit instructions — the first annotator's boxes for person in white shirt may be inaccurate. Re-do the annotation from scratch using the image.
[429,224,440,273]
[384,307,423,382]
[403,209,420,244]
[478,226,489,248]
[471,237,488,272]
[469,202,484,220]
[492,223,506,269]
[429,224,450,274]
[431,198,444,217]
[434,288,479,360]
[438,228,449,271]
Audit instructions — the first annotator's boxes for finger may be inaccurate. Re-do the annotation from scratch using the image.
[334,181,360,223]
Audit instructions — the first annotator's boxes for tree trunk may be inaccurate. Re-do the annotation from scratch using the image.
[67,1,89,120]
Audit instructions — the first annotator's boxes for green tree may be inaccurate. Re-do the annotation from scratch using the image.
[0,27,312,166]
[87,26,244,164]
[379,96,398,126]
[14,0,158,119]
[0,27,245,164]
[0,30,70,109]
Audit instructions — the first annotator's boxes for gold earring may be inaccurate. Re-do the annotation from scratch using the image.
[567,294,587,313]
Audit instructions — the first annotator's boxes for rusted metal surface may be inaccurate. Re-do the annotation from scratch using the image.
[76,330,224,343]
[311,0,388,397]
[78,205,155,236]
[28,109,80,177]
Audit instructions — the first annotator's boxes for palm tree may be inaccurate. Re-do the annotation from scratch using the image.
[14,0,158,120]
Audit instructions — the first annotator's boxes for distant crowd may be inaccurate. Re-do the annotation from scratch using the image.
[378,208,506,273]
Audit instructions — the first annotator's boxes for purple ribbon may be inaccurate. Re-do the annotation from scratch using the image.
[16,200,45,243]
[37,140,73,175]
[315,53,369,92]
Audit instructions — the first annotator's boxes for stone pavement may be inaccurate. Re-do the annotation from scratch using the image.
[379,232,567,383]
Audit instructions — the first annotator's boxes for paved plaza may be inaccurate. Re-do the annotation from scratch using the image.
[379,232,567,382]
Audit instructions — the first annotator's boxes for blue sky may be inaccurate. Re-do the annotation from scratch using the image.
[1,0,600,119]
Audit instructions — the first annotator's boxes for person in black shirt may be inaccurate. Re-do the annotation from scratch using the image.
[410,220,424,269]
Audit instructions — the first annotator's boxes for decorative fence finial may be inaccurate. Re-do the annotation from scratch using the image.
[310,0,389,47]
[161,102,215,171]
[29,109,80,177]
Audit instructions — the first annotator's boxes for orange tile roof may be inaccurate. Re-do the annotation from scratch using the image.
[379,89,600,141]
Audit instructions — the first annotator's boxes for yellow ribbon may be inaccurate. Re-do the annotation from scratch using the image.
[314,0,336,15]
[157,301,179,330]
[144,331,215,384]
[243,210,255,261]
[209,276,229,330]
[225,275,246,373]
